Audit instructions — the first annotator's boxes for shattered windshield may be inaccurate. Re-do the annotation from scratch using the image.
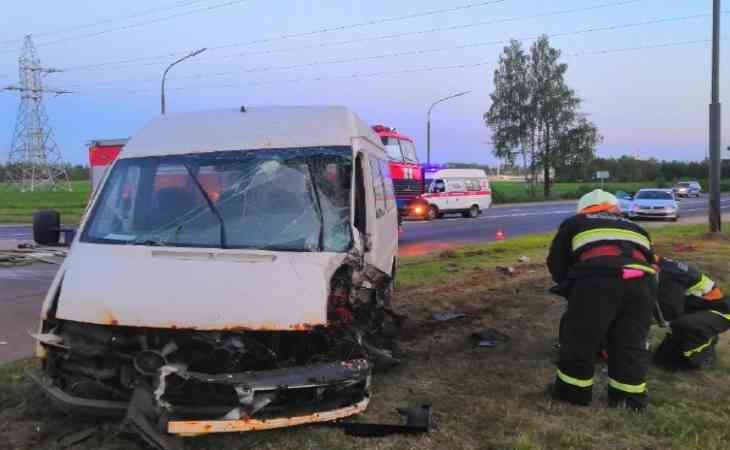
[81,147,353,252]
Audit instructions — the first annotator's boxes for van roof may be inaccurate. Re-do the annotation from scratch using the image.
[430,169,488,178]
[119,106,382,159]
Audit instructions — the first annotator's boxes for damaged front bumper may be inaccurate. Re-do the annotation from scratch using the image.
[27,359,370,436]
[30,320,375,444]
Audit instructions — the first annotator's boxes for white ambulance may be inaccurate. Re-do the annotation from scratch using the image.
[421,169,491,219]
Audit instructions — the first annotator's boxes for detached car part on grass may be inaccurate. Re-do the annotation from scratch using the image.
[29,106,401,448]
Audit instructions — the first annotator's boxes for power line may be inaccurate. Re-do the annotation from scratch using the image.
[76,38,720,98]
[66,12,719,89]
[60,0,513,72]
[0,0,251,53]
[0,0,214,48]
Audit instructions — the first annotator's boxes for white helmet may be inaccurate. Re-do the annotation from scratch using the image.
[577,189,618,213]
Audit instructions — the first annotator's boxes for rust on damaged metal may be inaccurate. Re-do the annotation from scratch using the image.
[168,397,370,435]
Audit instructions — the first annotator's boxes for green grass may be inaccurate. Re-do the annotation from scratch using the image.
[3,223,729,449]
[0,180,90,224]
[491,181,651,203]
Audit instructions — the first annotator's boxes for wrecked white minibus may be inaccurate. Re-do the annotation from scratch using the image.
[28,106,400,446]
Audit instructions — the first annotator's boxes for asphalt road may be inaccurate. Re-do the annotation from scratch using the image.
[399,194,730,256]
[1,194,729,363]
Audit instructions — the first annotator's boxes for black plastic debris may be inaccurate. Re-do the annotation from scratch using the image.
[57,427,98,449]
[332,404,432,437]
[470,329,511,348]
[123,382,182,450]
[431,312,467,322]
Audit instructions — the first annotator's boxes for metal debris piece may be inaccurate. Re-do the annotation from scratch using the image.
[497,266,516,275]
[0,244,67,267]
[124,383,183,450]
[470,329,511,348]
[333,404,432,437]
[431,312,467,322]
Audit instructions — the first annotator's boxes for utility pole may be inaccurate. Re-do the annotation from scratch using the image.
[426,91,470,165]
[709,0,722,232]
[4,35,71,191]
[161,48,206,115]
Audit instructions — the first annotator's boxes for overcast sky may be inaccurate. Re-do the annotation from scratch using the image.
[0,0,727,165]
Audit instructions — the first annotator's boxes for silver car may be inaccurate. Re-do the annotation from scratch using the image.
[674,181,702,198]
[627,189,679,221]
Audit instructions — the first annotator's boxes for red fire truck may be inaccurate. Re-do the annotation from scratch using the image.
[88,139,128,192]
[371,125,424,216]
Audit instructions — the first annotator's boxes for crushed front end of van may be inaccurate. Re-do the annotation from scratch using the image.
[28,107,400,448]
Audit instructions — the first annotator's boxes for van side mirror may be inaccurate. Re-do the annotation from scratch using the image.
[33,209,74,247]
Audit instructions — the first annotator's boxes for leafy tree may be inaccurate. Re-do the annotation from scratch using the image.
[483,40,533,192]
[485,35,600,197]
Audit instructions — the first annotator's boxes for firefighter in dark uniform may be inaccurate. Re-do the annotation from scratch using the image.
[654,257,729,369]
[547,190,656,412]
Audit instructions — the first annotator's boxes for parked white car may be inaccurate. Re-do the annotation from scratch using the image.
[421,169,492,219]
[29,106,401,443]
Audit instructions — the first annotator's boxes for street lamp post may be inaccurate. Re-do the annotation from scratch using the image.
[427,91,470,165]
[161,48,207,115]
[709,0,722,232]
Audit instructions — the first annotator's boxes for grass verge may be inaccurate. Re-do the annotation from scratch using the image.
[0,181,90,224]
[1,224,729,449]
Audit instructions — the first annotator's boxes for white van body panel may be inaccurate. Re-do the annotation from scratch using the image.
[54,243,344,330]
[354,138,398,274]
[47,106,397,331]
[120,106,378,159]
[423,169,492,214]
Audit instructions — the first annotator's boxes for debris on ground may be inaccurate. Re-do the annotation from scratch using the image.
[672,243,699,253]
[332,405,433,437]
[57,427,99,449]
[470,329,511,348]
[497,266,516,276]
[0,241,67,267]
[431,312,467,322]
[438,249,458,259]
[518,256,531,263]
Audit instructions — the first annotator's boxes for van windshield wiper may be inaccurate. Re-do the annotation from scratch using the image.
[182,163,228,249]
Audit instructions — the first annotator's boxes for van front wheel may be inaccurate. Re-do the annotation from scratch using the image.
[426,205,439,220]
[463,205,480,219]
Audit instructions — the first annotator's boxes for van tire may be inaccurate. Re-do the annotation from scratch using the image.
[33,210,61,246]
[426,205,439,221]
[463,205,480,219]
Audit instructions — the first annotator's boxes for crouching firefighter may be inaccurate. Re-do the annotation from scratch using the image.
[654,257,729,369]
[547,189,656,412]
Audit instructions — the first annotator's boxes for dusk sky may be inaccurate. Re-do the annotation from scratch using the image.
[0,0,728,166]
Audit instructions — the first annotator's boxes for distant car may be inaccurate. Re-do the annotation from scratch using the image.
[615,191,634,216]
[628,189,679,221]
[674,181,701,198]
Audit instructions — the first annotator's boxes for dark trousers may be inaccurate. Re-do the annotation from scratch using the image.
[655,310,730,369]
[554,274,655,407]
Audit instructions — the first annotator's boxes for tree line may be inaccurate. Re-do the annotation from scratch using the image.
[558,156,730,184]
[0,163,90,182]
[447,157,730,184]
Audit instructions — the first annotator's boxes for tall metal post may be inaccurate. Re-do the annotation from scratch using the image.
[161,48,206,115]
[426,91,470,166]
[3,35,71,191]
[709,0,722,232]
[426,119,431,166]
